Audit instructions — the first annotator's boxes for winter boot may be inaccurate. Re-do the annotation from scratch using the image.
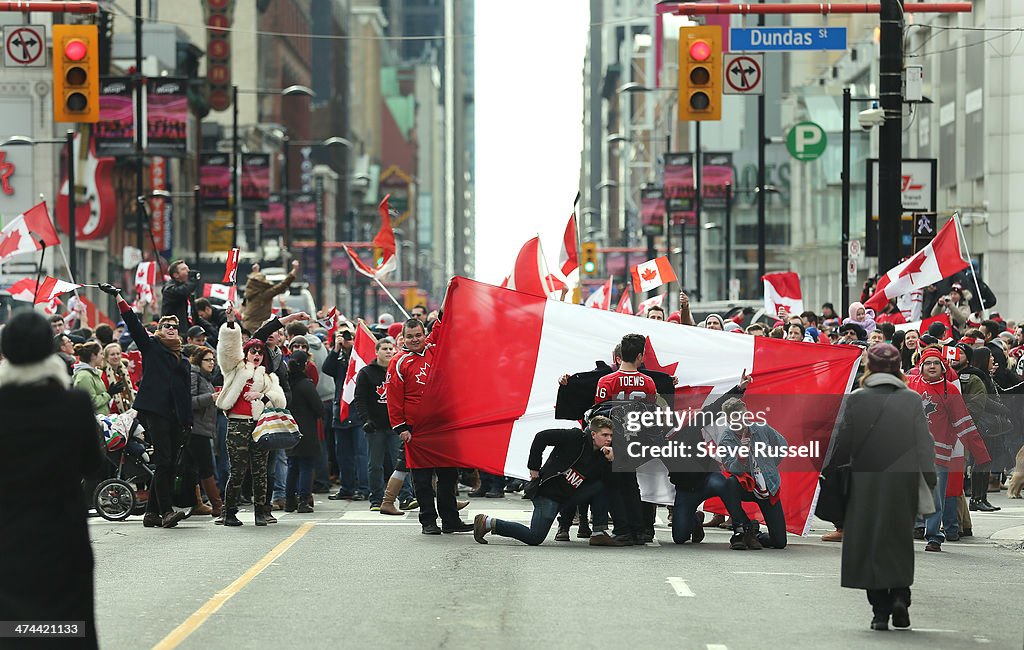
[379,476,406,516]
[285,494,298,513]
[223,508,242,527]
[554,524,571,542]
[577,511,592,538]
[192,485,213,517]
[201,476,223,518]
[254,504,268,526]
[297,496,314,514]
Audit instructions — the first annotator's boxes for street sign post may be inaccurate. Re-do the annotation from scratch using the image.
[723,53,763,95]
[786,121,827,161]
[3,25,46,67]
[730,27,847,51]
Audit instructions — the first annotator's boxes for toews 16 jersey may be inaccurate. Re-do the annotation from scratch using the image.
[594,370,657,405]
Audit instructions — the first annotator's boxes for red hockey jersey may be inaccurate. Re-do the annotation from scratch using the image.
[385,322,441,433]
[906,374,991,469]
[595,370,657,405]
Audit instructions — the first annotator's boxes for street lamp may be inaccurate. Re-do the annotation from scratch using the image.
[231,84,316,250]
[2,132,77,277]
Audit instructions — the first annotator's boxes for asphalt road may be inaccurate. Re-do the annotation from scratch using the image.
[89,489,1024,650]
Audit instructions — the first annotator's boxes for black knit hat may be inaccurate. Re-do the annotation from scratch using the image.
[866,343,901,374]
[1,310,56,365]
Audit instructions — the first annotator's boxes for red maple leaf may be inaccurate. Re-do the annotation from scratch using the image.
[642,338,714,413]
[375,382,386,399]
[641,267,658,282]
[898,252,927,282]
[0,228,22,258]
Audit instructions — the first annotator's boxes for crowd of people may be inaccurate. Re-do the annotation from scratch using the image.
[1,258,1022,640]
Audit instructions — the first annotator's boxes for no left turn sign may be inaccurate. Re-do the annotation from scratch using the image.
[4,25,46,67]
[723,53,763,95]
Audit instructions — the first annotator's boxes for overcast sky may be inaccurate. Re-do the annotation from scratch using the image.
[473,2,589,283]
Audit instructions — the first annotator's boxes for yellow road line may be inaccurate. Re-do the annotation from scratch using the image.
[152,522,316,649]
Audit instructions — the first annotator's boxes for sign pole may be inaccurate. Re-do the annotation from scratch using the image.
[841,88,851,310]
[66,129,77,280]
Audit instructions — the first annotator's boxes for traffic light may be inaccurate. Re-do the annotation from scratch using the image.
[53,24,99,123]
[580,242,598,276]
[678,25,722,122]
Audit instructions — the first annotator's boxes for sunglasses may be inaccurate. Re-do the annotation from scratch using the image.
[161,323,179,330]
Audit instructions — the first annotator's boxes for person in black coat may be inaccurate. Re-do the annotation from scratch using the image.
[285,351,324,513]
[0,311,104,648]
[161,259,199,328]
[102,283,193,529]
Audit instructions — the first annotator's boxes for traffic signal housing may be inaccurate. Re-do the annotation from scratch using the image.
[53,24,99,123]
[678,25,722,122]
[580,242,598,276]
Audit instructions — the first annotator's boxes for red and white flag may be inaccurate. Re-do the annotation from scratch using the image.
[502,237,557,297]
[344,195,398,279]
[615,290,633,315]
[33,276,81,304]
[222,247,240,283]
[637,293,665,315]
[894,313,952,336]
[762,272,804,317]
[864,217,969,313]
[135,261,156,288]
[8,280,63,316]
[323,307,340,343]
[584,277,613,310]
[406,278,862,536]
[204,283,238,303]
[0,202,60,262]
[631,256,677,293]
[338,321,377,421]
[558,213,579,278]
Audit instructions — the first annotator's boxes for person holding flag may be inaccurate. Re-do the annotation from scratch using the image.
[162,260,202,330]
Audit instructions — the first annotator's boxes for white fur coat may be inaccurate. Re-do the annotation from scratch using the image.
[215,323,286,419]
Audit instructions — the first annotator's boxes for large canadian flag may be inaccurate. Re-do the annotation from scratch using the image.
[894,313,951,335]
[864,216,969,312]
[338,321,378,421]
[408,278,862,535]
[502,237,558,297]
[762,272,804,317]
[631,256,677,293]
[0,202,60,262]
[344,195,398,279]
[583,277,613,310]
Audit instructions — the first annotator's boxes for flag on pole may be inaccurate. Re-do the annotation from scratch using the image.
[637,293,665,315]
[616,290,633,315]
[34,276,82,304]
[344,195,398,279]
[0,202,60,262]
[584,277,613,310]
[405,277,862,536]
[894,313,952,336]
[864,217,969,313]
[558,213,579,277]
[223,247,240,283]
[203,283,238,303]
[338,321,377,421]
[503,237,557,297]
[631,256,677,293]
[762,272,804,318]
[324,307,340,343]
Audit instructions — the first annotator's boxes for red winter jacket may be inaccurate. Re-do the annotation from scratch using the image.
[906,374,991,469]
[385,322,442,434]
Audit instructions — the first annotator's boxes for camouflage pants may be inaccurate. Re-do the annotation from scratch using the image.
[224,419,267,509]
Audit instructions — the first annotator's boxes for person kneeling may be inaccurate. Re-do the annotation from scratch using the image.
[474,416,624,547]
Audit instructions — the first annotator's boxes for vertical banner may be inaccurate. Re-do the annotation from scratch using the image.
[663,153,695,226]
[701,152,734,209]
[145,78,189,157]
[241,153,271,209]
[640,187,665,236]
[93,77,135,157]
[203,0,236,112]
[149,156,172,255]
[199,152,230,209]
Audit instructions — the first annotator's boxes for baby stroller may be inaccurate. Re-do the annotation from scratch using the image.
[93,411,154,521]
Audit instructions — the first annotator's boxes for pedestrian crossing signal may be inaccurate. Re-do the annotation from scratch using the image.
[678,25,722,122]
[581,242,598,276]
[53,24,99,123]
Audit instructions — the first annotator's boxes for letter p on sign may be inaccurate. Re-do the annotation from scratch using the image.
[786,121,827,162]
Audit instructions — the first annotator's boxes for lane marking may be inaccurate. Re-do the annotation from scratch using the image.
[152,522,316,649]
[707,645,729,650]
[732,571,828,578]
[666,577,694,597]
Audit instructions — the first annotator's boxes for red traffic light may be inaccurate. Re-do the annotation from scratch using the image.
[64,38,88,61]
[689,39,711,62]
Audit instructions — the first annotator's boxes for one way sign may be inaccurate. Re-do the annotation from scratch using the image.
[723,53,763,96]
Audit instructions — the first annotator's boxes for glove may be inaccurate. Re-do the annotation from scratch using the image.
[106,381,125,396]
[99,283,122,296]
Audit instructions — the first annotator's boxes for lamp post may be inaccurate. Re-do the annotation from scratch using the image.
[231,84,315,250]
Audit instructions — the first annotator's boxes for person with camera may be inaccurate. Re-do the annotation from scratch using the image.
[931,284,970,332]
[474,415,623,546]
[162,260,201,329]
[100,283,193,529]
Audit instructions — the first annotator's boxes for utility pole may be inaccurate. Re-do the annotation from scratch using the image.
[694,124,702,300]
[841,88,851,311]
[877,0,904,272]
[134,0,144,250]
[756,0,766,285]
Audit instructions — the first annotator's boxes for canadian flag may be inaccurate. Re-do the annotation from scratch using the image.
[762,272,804,317]
[894,313,952,335]
[558,213,579,278]
[0,202,60,263]
[344,195,398,279]
[631,256,677,293]
[897,290,923,322]
[338,321,377,421]
[637,293,665,315]
[8,278,64,314]
[33,276,82,304]
[583,277,613,310]
[204,283,238,303]
[864,216,969,313]
[615,290,633,315]
[135,261,157,288]
[502,237,558,297]
[407,278,862,535]
[222,247,240,283]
